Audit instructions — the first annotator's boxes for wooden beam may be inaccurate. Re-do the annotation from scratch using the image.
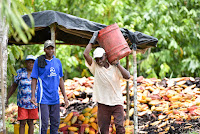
[8,42,100,48]
[58,26,92,39]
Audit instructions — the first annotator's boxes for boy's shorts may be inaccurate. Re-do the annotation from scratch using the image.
[17,106,39,121]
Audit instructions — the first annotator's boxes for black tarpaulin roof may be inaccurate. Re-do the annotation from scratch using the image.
[8,10,158,51]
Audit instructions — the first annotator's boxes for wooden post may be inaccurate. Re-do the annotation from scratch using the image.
[126,56,130,120]
[50,23,56,56]
[133,50,138,134]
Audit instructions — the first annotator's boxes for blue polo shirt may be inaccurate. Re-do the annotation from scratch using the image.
[31,56,63,105]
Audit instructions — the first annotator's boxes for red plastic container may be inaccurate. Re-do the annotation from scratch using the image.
[97,23,131,63]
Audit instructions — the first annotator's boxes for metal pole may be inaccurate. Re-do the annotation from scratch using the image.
[126,56,130,120]
[133,50,138,134]
[50,23,56,56]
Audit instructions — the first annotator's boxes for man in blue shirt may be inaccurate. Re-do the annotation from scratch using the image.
[31,40,69,134]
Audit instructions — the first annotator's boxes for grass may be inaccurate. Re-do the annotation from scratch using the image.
[6,118,14,133]
[187,132,199,134]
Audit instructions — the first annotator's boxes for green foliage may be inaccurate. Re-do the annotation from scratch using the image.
[1,0,35,84]
[127,0,200,78]
[55,45,85,79]
[6,118,14,133]
[7,45,23,85]
[3,0,200,83]
[1,0,35,43]
[187,132,199,134]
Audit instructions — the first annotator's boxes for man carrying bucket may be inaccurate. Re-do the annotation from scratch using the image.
[83,31,130,134]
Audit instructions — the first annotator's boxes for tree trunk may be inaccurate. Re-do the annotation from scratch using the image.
[0,3,9,133]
